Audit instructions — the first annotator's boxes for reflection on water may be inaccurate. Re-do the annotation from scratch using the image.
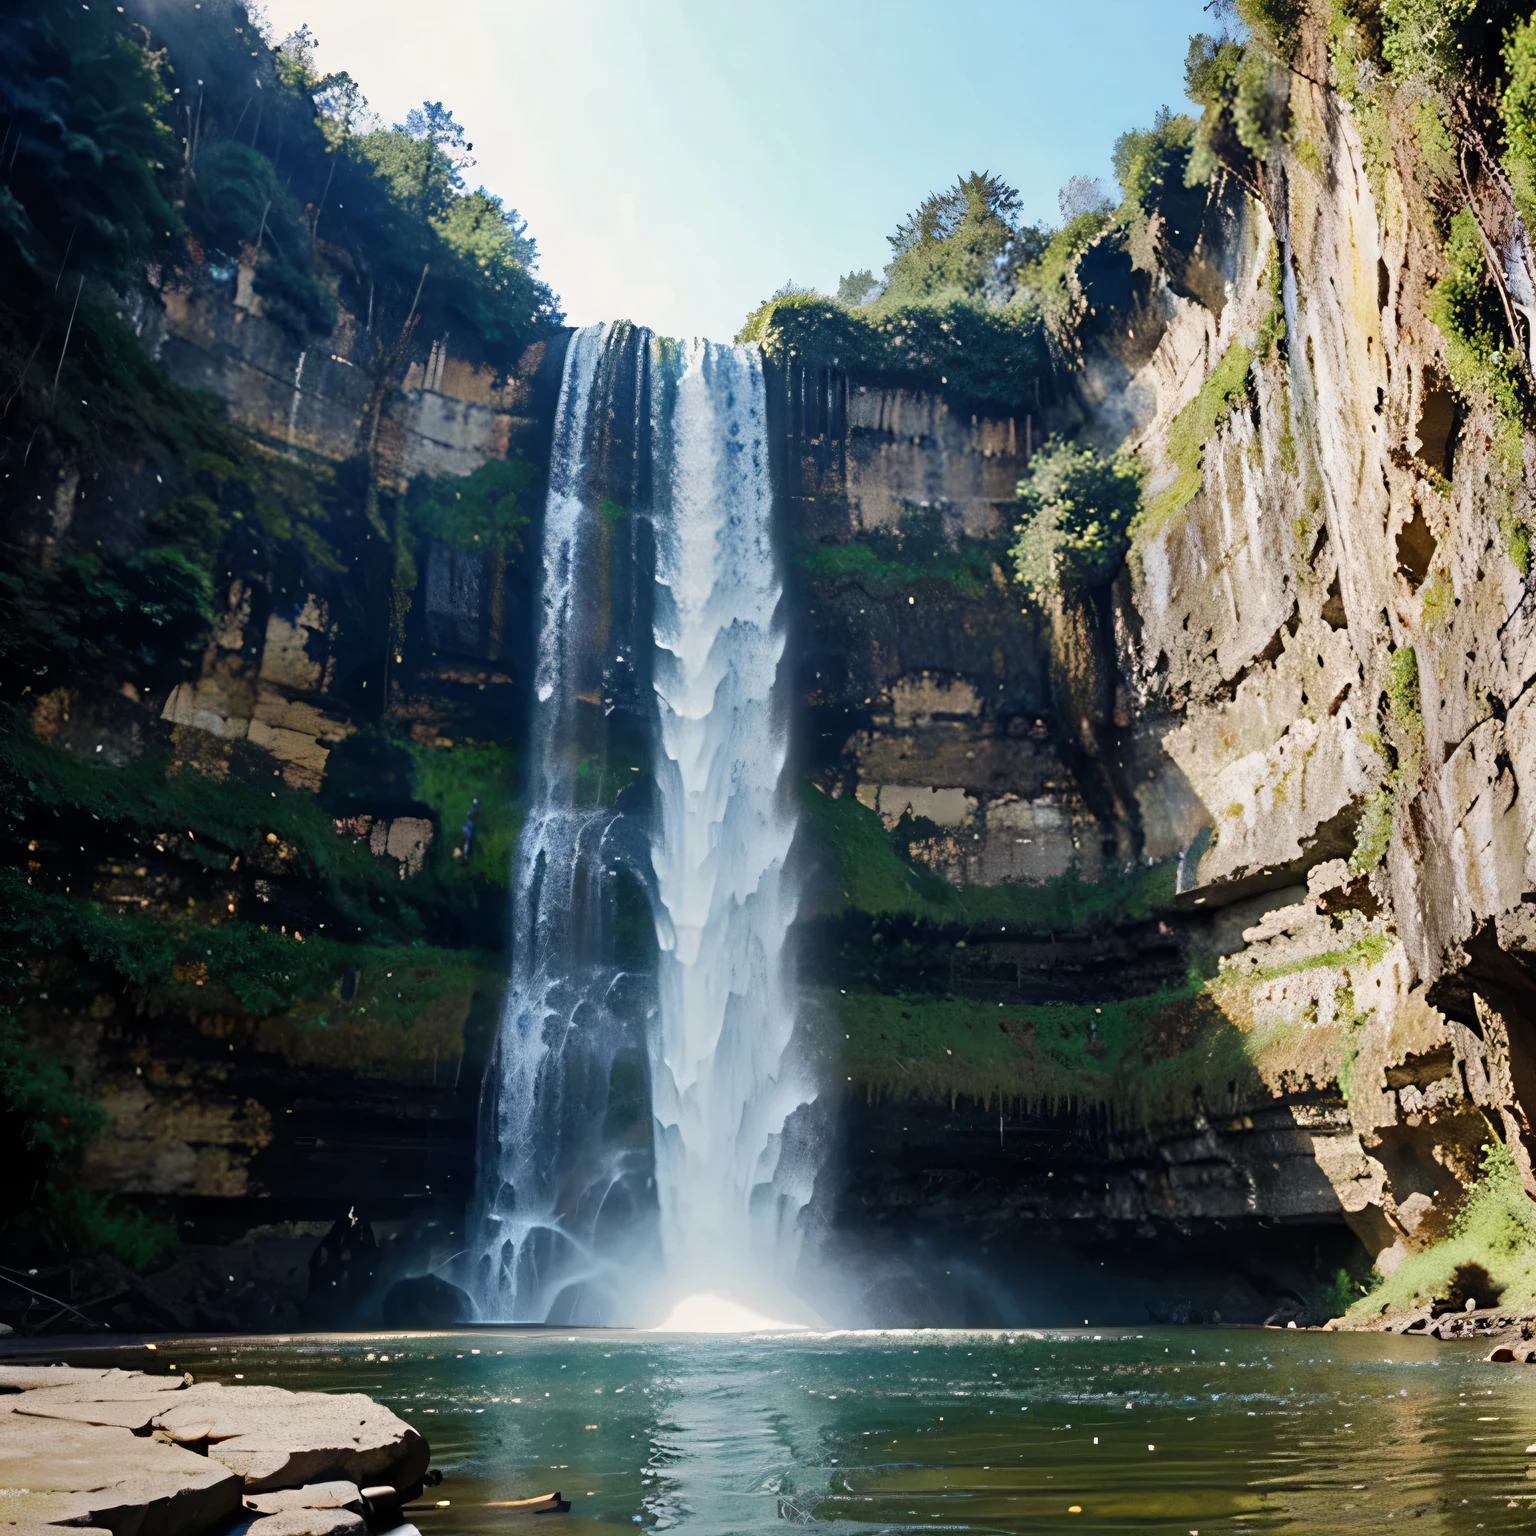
[79,1328,1536,1533]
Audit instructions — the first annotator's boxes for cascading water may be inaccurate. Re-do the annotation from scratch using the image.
[471,325,814,1326]
[647,339,811,1319]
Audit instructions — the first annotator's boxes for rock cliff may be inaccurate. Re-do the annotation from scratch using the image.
[10,0,1536,1332]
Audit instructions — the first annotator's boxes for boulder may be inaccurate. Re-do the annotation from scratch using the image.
[380,1274,474,1329]
[0,1413,240,1536]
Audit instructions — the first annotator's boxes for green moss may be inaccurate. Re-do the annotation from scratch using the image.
[799,514,1001,600]
[1426,208,1528,463]
[1350,786,1395,874]
[1334,984,1371,1106]
[1255,248,1288,360]
[404,738,520,886]
[1387,643,1424,781]
[1414,97,1457,184]
[1237,927,1395,984]
[1344,1139,1536,1322]
[798,782,1175,928]
[1348,648,1424,874]
[1133,339,1255,541]
[1503,16,1536,230]
[836,975,1266,1129]
[1293,137,1323,175]
[1490,466,1532,576]
[1419,567,1455,626]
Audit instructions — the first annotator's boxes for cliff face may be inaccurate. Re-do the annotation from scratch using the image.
[13,4,1536,1334]
[780,13,1536,1324]
[6,220,564,1329]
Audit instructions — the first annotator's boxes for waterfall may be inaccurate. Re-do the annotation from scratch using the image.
[471,325,812,1325]
[648,339,809,1312]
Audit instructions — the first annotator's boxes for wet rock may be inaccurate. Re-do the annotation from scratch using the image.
[380,1274,474,1328]
[307,1210,380,1322]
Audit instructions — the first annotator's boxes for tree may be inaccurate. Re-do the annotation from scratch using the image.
[836,268,880,306]
[1058,174,1113,223]
[882,171,1033,308]
[404,100,476,190]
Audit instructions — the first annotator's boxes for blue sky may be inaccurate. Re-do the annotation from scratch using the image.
[262,0,1213,342]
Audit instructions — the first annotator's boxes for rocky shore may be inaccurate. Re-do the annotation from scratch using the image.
[0,1364,430,1536]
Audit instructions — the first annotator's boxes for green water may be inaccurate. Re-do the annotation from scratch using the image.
[104,1328,1536,1533]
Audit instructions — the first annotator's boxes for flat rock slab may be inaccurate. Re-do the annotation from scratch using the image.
[151,1383,426,1491]
[10,1374,201,1433]
[244,1511,365,1536]
[0,1365,115,1392]
[0,1414,240,1536]
[0,1367,426,1535]
[245,1481,362,1515]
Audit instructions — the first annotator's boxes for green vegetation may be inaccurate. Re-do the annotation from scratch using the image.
[800,507,1006,600]
[1427,208,1528,463]
[1345,1139,1536,1322]
[1112,110,1199,247]
[1350,787,1395,875]
[1418,567,1455,626]
[5,867,490,1063]
[799,783,1175,929]
[0,988,179,1271]
[1229,925,1395,985]
[1255,247,1288,360]
[1184,22,1290,193]
[1503,17,1536,227]
[404,737,522,886]
[835,976,1269,1130]
[1011,439,1142,602]
[739,292,1051,415]
[1133,339,1255,541]
[1349,648,1423,874]
[880,172,1044,310]
[1,722,422,927]
[1386,643,1424,784]
[408,456,533,558]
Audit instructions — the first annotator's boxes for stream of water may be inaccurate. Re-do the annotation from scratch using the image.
[90,1327,1536,1534]
[471,327,808,1326]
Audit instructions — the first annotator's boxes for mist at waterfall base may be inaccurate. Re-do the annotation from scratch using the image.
[469,324,820,1329]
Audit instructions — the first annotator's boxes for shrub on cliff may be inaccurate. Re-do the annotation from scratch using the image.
[1010,439,1142,602]
[184,139,337,342]
[1426,207,1528,458]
